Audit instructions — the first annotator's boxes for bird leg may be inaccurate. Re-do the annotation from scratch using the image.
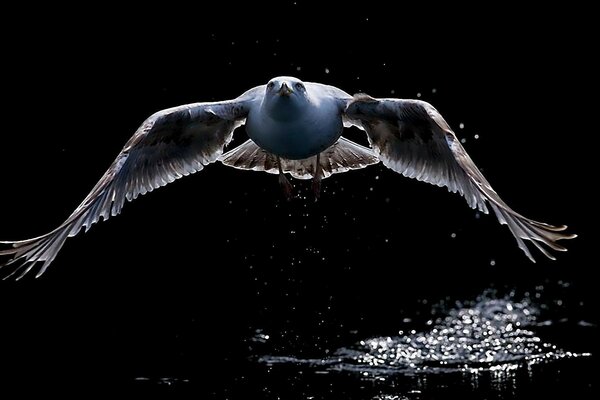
[277,157,294,201]
[312,153,322,201]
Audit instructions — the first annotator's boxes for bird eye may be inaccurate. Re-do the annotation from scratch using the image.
[267,82,275,90]
[295,82,305,91]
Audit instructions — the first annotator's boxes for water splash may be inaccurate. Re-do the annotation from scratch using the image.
[134,376,189,385]
[260,294,589,376]
[346,298,553,370]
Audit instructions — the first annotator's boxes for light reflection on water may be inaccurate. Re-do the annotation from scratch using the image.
[131,290,593,398]
[259,294,590,379]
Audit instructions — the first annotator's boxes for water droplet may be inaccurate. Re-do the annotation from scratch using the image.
[417,92,422,98]
[490,259,496,266]
[324,67,330,74]
[451,232,457,238]
[474,134,480,139]
[459,123,465,129]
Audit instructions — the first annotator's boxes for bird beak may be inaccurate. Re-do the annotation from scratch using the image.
[278,83,293,96]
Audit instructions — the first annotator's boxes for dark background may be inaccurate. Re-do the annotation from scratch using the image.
[0,3,596,398]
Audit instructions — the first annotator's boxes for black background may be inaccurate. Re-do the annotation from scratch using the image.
[0,3,596,398]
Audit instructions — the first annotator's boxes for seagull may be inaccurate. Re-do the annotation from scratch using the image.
[0,76,575,279]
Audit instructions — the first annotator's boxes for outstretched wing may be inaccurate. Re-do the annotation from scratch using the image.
[0,88,261,279]
[344,95,576,262]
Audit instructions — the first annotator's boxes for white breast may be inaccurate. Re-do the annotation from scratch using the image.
[246,95,343,160]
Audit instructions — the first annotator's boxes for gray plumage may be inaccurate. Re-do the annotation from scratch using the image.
[0,76,575,279]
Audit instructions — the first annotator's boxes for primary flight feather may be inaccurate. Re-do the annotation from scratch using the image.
[0,76,576,279]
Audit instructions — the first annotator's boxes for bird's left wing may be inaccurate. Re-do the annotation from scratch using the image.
[0,87,261,279]
[344,95,575,262]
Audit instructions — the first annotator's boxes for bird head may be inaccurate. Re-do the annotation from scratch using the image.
[266,76,307,98]
[264,76,309,121]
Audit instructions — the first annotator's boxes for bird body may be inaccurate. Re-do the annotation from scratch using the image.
[246,78,348,159]
[0,76,576,279]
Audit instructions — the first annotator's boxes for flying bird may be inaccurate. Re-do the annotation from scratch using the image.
[0,76,575,279]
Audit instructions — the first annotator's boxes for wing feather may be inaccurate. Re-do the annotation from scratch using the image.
[345,96,575,261]
[0,88,260,279]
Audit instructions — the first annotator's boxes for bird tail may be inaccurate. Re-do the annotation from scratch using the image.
[220,137,379,179]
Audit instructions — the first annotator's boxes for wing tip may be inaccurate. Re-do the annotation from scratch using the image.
[1,258,48,281]
[0,236,58,280]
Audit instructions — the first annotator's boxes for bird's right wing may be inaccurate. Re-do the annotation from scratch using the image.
[344,95,576,262]
[0,86,262,279]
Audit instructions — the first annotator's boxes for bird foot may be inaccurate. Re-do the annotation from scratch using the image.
[279,174,294,201]
[312,178,322,201]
